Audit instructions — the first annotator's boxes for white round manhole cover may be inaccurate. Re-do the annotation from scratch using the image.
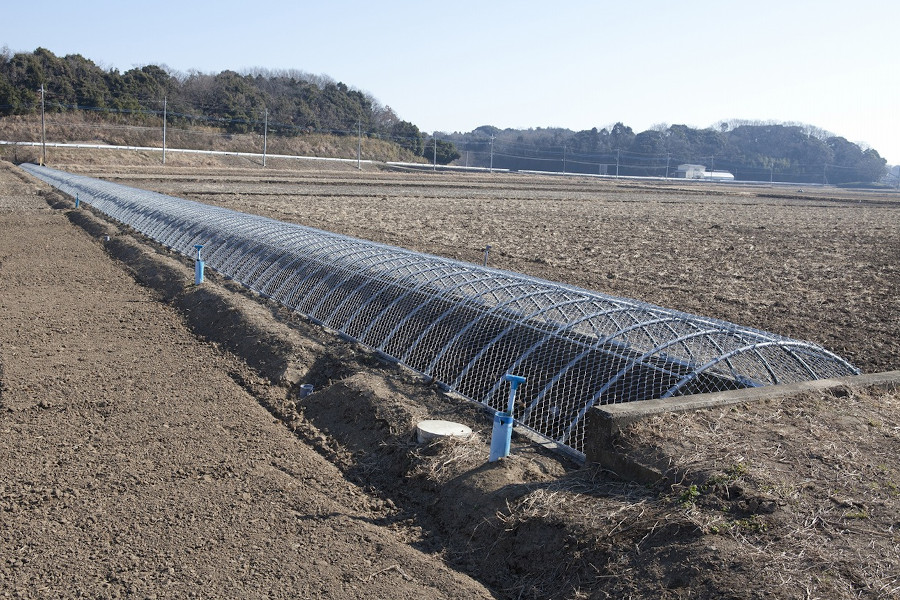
[416,420,473,443]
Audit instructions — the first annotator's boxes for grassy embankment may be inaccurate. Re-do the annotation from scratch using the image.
[0,112,426,166]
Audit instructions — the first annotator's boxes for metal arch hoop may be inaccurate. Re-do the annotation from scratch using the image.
[22,164,861,459]
[661,340,861,399]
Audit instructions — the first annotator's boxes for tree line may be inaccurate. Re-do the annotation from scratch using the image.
[0,47,449,161]
[0,47,887,181]
[444,121,887,184]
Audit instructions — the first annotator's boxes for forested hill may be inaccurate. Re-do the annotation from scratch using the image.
[444,123,888,185]
[0,47,889,183]
[0,47,426,155]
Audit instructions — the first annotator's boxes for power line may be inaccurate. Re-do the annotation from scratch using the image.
[4,95,885,182]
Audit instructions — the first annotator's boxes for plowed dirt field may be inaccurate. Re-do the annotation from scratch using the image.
[2,153,898,599]
[85,162,899,373]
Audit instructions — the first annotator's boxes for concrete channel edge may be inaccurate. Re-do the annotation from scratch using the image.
[583,370,900,483]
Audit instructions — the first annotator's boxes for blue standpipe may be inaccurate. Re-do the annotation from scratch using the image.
[194,244,205,285]
[75,194,80,208]
[489,374,526,462]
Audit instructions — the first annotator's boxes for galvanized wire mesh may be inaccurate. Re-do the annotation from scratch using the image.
[24,164,859,458]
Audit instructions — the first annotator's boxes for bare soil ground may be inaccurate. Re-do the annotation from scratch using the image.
[68,159,898,373]
[0,163,493,599]
[2,152,899,599]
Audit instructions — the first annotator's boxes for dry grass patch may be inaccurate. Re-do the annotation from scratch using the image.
[620,384,900,598]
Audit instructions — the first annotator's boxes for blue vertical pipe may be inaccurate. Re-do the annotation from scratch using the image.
[489,374,526,462]
[75,194,79,208]
[194,244,205,285]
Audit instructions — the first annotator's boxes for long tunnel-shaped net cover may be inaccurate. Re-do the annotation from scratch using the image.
[23,164,859,458]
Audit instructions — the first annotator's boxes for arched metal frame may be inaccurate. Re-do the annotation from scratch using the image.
[24,164,860,459]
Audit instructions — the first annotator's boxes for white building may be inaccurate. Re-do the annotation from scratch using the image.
[701,170,735,181]
[676,164,706,179]
[675,164,734,181]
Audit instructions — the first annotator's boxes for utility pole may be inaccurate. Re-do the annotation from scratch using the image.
[263,109,268,167]
[162,96,167,165]
[665,153,670,179]
[616,148,620,178]
[562,145,567,174]
[357,120,361,170]
[40,84,46,165]
[489,134,494,173]
[432,133,437,171]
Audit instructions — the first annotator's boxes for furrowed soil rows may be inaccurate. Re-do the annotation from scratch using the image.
[0,162,493,599]
[86,163,899,373]
[5,154,899,599]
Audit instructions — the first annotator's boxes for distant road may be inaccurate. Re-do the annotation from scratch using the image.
[1,139,826,187]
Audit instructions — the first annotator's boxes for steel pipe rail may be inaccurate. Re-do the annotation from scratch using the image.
[22,164,860,458]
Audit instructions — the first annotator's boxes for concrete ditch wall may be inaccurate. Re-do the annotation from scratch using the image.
[584,370,900,481]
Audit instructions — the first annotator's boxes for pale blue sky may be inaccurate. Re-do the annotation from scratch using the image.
[3,0,898,163]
